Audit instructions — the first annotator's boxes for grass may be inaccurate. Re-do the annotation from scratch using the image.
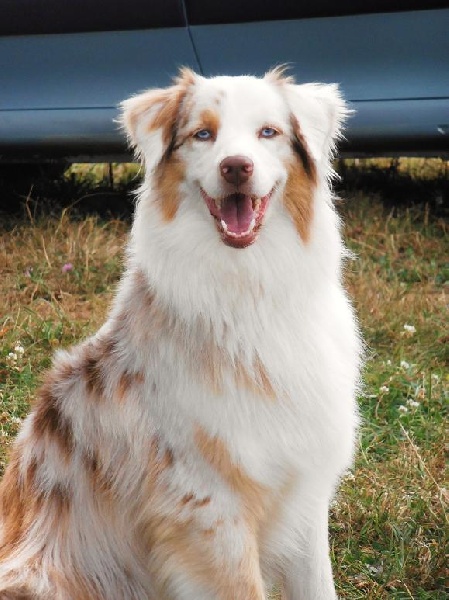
[0,165,448,598]
[332,196,448,598]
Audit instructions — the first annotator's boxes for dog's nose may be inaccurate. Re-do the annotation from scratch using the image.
[219,155,254,186]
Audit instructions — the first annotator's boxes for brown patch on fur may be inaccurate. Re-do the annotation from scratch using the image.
[149,436,175,476]
[179,493,211,509]
[117,370,145,401]
[162,447,175,469]
[199,338,225,396]
[32,385,74,459]
[148,68,196,148]
[256,358,276,397]
[142,513,264,599]
[193,496,211,508]
[283,159,315,243]
[83,450,123,517]
[0,451,38,562]
[177,96,195,132]
[82,447,100,477]
[79,336,120,400]
[0,447,71,566]
[82,342,108,397]
[83,355,104,395]
[235,356,276,399]
[181,492,195,505]
[283,117,317,243]
[149,88,186,147]
[123,67,195,151]
[48,483,72,515]
[197,109,221,140]
[141,516,211,594]
[183,319,275,399]
[0,586,35,599]
[290,115,317,180]
[113,270,167,350]
[154,154,185,221]
[174,66,196,88]
[194,426,268,530]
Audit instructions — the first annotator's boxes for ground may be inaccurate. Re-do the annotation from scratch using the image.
[0,160,447,598]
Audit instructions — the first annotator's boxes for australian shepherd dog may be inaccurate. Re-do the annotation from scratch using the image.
[0,68,362,599]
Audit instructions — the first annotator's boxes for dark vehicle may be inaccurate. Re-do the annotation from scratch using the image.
[1,0,448,165]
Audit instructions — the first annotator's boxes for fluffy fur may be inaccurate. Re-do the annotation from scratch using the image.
[0,68,362,599]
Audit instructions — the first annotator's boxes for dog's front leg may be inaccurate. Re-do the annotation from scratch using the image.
[281,499,338,600]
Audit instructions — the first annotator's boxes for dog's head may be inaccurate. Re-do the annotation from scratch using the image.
[120,68,348,249]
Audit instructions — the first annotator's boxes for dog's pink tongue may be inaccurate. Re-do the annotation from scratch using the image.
[220,194,253,234]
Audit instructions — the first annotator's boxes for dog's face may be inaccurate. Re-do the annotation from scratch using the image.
[121,68,347,248]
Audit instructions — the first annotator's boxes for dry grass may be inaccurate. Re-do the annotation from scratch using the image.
[0,210,127,466]
[0,180,447,598]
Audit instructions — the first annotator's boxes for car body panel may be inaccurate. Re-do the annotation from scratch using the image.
[0,29,199,110]
[192,10,449,100]
[0,6,447,160]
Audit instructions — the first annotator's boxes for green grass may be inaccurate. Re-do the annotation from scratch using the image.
[332,197,448,598]
[0,169,447,598]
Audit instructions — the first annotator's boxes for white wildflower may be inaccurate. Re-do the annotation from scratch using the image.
[403,324,416,333]
[14,343,25,355]
[379,385,390,394]
[398,405,408,414]
[400,360,410,369]
[406,398,420,408]
[6,352,18,363]
[386,359,392,366]
[431,373,440,382]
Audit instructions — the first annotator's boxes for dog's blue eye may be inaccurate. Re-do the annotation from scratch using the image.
[260,127,278,138]
[194,129,212,140]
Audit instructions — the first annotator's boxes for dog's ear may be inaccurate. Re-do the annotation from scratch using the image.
[119,68,196,169]
[283,83,350,165]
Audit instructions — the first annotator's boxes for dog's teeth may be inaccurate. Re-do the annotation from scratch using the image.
[220,220,228,232]
[249,218,256,231]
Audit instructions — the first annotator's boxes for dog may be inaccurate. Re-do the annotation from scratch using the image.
[0,68,362,599]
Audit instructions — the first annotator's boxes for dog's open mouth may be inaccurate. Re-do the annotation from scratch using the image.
[201,189,273,248]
